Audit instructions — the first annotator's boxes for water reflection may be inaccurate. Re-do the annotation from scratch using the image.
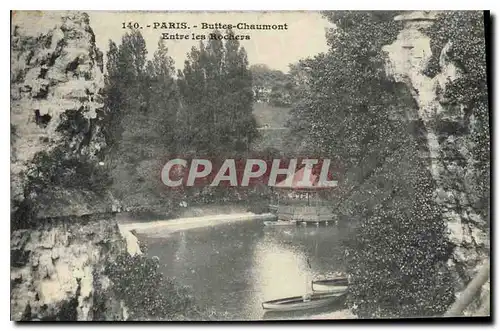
[249,230,312,319]
[139,219,351,320]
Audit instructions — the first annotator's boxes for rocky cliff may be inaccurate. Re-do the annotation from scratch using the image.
[10,11,140,321]
[11,11,116,225]
[11,218,142,321]
[382,11,490,315]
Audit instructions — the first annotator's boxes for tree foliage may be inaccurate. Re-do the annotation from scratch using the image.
[104,252,193,320]
[345,141,455,318]
[250,64,294,106]
[103,32,180,210]
[177,30,258,155]
[102,29,261,210]
[286,11,455,317]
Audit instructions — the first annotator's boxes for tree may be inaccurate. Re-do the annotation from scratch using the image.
[250,64,292,106]
[146,39,180,150]
[103,32,181,211]
[101,40,121,149]
[102,32,149,151]
[223,33,257,151]
[177,30,257,155]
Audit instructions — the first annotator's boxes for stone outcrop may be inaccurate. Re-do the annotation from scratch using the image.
[10,218,143,321]
[10,11,140,321]
[382,11,489,315]
[11,11,107,217]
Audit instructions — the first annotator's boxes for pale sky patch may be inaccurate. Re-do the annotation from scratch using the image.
[88,11,331,73]
[13,11,332,72]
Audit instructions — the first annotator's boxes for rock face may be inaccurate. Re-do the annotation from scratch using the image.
[11,11,107,217]
[382,11,489,315]
[10,219,143,321]
[10,11,140,321]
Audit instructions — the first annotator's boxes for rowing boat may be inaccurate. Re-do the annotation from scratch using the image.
[311,277,349,293]
[261,292,346,312]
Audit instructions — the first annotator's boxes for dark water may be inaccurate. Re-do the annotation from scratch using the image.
[139,219,351,320]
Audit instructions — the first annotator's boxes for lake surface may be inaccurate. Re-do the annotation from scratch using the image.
[139,219,353,320]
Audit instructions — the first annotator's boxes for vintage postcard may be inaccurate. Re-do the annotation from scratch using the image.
[10,10,490,321]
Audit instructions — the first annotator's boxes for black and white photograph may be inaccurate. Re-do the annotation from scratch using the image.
[9,10,491,321]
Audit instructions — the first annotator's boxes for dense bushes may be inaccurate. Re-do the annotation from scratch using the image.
[12,144,112,229]
[345,145,455,318]
[286,11,456,317]
[26,147,111,196]
[102,247,227,321]
[104,252,193,320]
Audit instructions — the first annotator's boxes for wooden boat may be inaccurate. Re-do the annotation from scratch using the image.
[262,292,346,312]
[312,277,349,293]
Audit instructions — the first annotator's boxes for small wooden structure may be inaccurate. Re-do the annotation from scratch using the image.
[269,166,338,225]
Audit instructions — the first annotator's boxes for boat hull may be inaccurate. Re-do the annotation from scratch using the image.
[262,292,346,312]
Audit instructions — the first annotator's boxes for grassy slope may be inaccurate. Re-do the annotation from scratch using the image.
[253,102,291,128]
[252,102,292,152]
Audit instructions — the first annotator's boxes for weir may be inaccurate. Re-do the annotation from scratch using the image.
[119,212,277,235]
